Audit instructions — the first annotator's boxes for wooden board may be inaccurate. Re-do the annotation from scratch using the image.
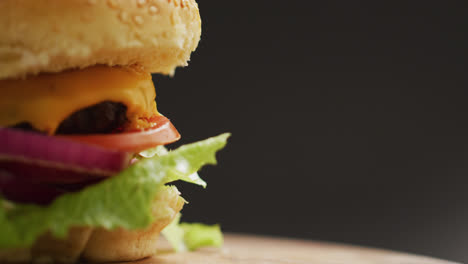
[131,234,458,264]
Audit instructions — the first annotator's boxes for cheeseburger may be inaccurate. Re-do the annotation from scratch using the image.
[0,0,227,263]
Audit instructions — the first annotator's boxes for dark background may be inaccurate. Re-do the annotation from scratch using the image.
[154,1,468,262]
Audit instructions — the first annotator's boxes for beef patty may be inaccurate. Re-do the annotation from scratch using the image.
[10,101,128,135]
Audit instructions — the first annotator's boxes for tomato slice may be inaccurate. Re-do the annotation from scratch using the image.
[60,116,180,152]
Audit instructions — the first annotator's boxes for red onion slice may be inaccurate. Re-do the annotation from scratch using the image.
[0,127,131,184]
[1,160,106,184]
[0,170,64,205]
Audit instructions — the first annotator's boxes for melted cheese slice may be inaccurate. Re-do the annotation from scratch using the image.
[0,66,158,134]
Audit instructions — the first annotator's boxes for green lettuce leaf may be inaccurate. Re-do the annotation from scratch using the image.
[137,145,206,187]
[162,214,223,252]
[181,222,223,250]
[161,213,187,251]
[137,145,169,159]
[0,133,230,249]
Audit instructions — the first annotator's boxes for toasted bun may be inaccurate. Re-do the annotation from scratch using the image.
[82,186,185,263]
[0,0,201,79]
[31,227,94,263]
[0,227,93,264]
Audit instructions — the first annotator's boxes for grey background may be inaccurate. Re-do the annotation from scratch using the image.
[154,1,468,262]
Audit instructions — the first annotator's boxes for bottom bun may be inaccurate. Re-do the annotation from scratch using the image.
[32,227,93,263]
[0,248,32,263]
[82,186,184,263]
[0,186,184,263]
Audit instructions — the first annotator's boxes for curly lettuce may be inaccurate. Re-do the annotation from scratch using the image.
[162,213,223,252]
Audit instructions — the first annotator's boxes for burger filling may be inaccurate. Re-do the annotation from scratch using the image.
[11,101,128,134]
[0,65,227,256]
[0,65,159,135]
[0,65,177,205]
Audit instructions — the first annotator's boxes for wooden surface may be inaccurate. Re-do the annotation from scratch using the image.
[133,234,458,264]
